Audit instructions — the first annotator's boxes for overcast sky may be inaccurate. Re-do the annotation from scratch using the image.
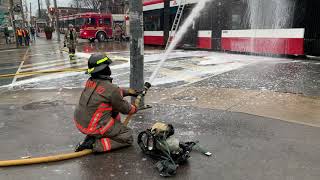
[29,0,72,15]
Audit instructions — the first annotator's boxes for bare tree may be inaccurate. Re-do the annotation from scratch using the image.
[70,0,101,11]
[70,0,84,9]
[70,0,126,13]
[45,0,51,9]
[82,0,101,11]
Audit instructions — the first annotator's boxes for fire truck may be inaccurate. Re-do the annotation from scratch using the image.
[59,13,129,42]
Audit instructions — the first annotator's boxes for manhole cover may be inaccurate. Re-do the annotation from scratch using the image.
[173,96,197,102]
[22,100,65,110]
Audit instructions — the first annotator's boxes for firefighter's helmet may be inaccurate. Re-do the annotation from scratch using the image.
[86,53,112,74]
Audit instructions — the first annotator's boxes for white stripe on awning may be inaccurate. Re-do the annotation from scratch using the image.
[144,31,164,36]
[222,29,305,38]
[198,30,212,38]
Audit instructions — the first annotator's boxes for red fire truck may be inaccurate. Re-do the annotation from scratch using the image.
[59,13,129,42]
[79,13,113,42]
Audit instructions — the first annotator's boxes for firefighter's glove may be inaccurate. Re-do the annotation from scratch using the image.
[129,104,138,115]
[128,88,143,97]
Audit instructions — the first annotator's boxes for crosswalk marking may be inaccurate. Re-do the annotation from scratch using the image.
[20,60,85,72]
[17,62,87,75]
[12,51,131,85]
[22,59,69,68]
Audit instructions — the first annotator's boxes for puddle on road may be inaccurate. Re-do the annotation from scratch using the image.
[22,100,65,110]
[173,96,198,102]
[166,67,184,71]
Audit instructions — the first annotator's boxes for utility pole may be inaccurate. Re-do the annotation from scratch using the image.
[53,0,60,41]
[9,0,18,47]
[38,0,41,18]
[163,0,170,45]
[20,0,25,26]
[30,2,32,26]
[24,0,28,26]
[129,0,144,105]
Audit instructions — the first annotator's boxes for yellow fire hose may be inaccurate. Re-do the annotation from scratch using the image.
[0,82,151,167]
[0,149,93,167]
[0,114,133,167]
[0,68,86,79]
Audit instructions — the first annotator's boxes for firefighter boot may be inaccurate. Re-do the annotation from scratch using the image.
[69,53,75,60]
[75,135,96,152]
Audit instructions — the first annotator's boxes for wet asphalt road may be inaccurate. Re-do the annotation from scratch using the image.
[0,102,320,180]
[1,39,319,98]
[193,60,320,96]
[0,38,320,179]
[0,48,28,86]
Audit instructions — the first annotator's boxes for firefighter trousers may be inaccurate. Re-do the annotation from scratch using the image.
[92,120,133,152]
[68,48,76,54]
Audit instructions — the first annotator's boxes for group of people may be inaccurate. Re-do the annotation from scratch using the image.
[15,27,36,46]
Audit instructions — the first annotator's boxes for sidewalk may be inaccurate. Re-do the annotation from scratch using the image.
[0,36,30,51]
[0,37,17,50]
[0,87,320,180]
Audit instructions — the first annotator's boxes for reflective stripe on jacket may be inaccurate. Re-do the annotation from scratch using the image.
[74,78,135,135]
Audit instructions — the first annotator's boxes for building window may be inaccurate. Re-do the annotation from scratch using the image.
[86,18,96,25]
[104,18,111,26]
[144,9,163,31]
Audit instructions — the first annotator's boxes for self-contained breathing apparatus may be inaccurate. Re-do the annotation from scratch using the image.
[137,122,212,177]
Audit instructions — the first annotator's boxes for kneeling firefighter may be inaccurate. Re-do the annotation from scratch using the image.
[74,53,141,152]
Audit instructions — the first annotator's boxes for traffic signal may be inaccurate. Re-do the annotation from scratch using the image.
[49,7,55,15]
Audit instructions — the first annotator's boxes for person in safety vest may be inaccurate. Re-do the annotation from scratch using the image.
[22,27,30,46]
[16,27,23,46]
[64,24,77,60]
[74,53,141,152]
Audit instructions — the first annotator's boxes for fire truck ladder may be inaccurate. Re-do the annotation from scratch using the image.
[165,0,186,50]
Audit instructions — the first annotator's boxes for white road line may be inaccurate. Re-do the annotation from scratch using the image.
[11,48,30,86]
[15,62,87,80]
[20,60,85,72]
[26,50,61,57]
[3,71,84,88]
[21,59,68,68]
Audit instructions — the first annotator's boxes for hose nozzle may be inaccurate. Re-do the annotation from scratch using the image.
[144,82,152,91]
[134,82,152,107]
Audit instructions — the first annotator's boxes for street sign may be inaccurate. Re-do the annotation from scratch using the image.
[14,15,22,20]
[13,4,21,13]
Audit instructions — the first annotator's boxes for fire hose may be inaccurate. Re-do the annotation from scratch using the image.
[0,82,152,167]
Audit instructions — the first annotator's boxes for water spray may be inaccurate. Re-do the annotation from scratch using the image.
[148,0,212,83]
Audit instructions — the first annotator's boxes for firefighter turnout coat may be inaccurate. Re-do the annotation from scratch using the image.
[74,77,137,152]
[64,29,77,49]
